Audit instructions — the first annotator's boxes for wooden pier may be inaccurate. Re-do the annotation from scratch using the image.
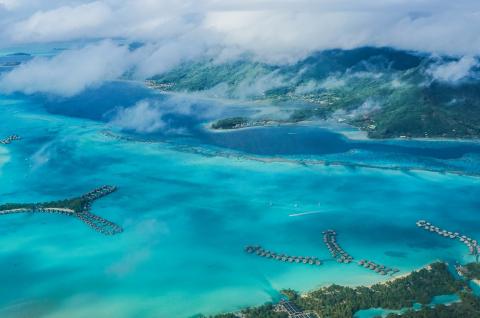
[322,229,398,276]
[0,135,20,145]
[357,259,399,276]
[322,229,353,263]
[245,245,322,266]
[416,220,480,257]
[0,185,123,235]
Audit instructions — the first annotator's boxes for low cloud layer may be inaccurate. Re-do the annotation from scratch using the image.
[110,100,166,133]
[1,0,479,58]
[108,96,224,134]
[0,41,131,96]
[428,56,478,83]
[0,0,479,96]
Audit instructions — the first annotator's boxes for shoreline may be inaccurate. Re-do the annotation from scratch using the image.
[216,261,450,317]
[203,119,480,143]
[143,79,480,143]
[365,262,434,288]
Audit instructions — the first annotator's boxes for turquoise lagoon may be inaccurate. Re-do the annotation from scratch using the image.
[1,87,480,318]
[354,294,460,318]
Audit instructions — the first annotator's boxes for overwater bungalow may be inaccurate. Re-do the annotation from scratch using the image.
[417,219,479,257]
[0,185,123,235]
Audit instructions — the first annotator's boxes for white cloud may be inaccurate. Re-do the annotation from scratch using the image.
[109,95,229,133]
[350,100,382,118]
[110,100,166,133]
[427,56,478,83]
[0,0,479,58]
[9,2,111,43]
[231,71,291,99]
[0,40,132,96]
[204,2,480,62]
[294,81,320,95]
[0,0,479,96]
[333,99,381,120]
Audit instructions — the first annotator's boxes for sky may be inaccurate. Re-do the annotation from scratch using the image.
[0,0,479,96]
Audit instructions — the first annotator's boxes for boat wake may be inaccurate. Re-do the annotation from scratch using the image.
[288,211,323,217]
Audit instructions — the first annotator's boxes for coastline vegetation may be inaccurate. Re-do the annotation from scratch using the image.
[0,197,86,213]
[207,262,475,318]
[0,186,117,214]
[386,292,480,318]
[463,263,480,280]
[151,47,480,139]
[211,117,249,129]
[0,186,123,235]
[290,263,463,318]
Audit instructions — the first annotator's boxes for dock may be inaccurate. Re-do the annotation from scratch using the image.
[322,229,397,276]
[357,259,399,276]
[416,220,480,256]
[0,135,20,145]
[0,185,123,236]
[322,229,353,263]
[244,245,322,266]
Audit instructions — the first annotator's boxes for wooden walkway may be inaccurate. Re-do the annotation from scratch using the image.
[0,135,20,145]
[0,185,123,235]
[417,220,480,256]
[245,245,322,266]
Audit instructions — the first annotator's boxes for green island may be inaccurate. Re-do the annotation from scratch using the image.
[199,262,480,318]
[148,47,480,139]
[211,117,250,130]
[0,186,123,235]
[211,117,282,130]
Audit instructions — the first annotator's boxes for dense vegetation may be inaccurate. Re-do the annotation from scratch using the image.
[198,303,287,318]
[464,263,480,280]
[0,197,86,213]
[211,117,249,129]
[241,304,288,318]
[207,262,473,318]
[386,292,480,318]
[151,47,480,139]
[291,263,464,318]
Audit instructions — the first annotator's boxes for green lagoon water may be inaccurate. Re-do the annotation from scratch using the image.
[1,88,480,318]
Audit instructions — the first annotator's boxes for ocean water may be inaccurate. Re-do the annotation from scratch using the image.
[1,85,480,318]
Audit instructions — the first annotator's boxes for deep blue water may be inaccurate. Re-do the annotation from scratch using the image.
[199,125,480,159]
[22,81,480,177]
[27,81,480,160]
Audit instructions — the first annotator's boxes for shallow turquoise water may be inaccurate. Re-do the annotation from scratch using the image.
[1,93,480,318]
[354,294,460,318]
